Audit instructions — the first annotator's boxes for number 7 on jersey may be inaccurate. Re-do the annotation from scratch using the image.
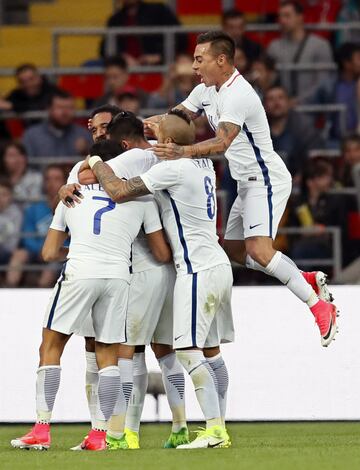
[92,196,115,235]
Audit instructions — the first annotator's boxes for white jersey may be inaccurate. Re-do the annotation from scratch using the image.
[51,183,161,280]
[182,70,291,188]
[141,156,230,275]
[66,148,161,273]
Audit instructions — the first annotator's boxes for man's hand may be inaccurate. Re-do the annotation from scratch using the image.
[143,120,160,140]
[80,155,91,172]
[58,183,83,208]
[79,169,98,185]
[153,143,189,160]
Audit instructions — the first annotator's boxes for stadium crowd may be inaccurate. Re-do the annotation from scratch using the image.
[0,0,359,286]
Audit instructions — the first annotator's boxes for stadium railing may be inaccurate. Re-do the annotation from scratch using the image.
[50,22,360,67]
[0,226,342,279]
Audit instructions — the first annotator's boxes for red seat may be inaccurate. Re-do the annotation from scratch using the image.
[59,74,104,100]
[348,212,360,240]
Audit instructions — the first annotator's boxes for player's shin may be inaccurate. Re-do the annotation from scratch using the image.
[36,365,61,424]
[206,353,229,427]
[85,351,99,428]
[176,349,222,429]
[158,352,187,432]
[124,352,147,434]
[95,366,121,432]
[107,358,133,439]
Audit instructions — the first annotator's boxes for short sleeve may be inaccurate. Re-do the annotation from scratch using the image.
[140,160,182,193]
[142,197,163,234]
[107,148,158,179]
[182,84,205,114]
[67,161,82,184]
[218,90,249,129]
[50,203,67,232]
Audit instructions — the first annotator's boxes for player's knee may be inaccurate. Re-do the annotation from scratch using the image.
[246,239,274,266]
[151,343,173,359]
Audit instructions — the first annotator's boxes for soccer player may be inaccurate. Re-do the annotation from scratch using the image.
[11,139,170,451]
[62,113,190,449]
[146,31,338,347]
[80,110,234,449]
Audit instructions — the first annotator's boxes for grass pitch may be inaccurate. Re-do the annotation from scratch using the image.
[1,422,360,470]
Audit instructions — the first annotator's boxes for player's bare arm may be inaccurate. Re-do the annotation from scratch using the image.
[154,121,240,160]
[92,161,150,202]
[146,229,172,264]
[42,229,68,262]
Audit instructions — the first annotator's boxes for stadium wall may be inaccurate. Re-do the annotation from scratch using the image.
[1,286,359,422]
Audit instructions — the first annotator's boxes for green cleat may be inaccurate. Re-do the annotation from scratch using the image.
[106,434,129,450]
[164,427,190,448]
[124,428,140,449]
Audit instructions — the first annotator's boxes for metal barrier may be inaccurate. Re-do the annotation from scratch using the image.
[277,226,342,278]
[50,22,360,68]
[0,227,343,279]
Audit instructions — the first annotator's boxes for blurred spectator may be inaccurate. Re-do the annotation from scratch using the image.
[0,179,22,265]
[6,165,66,288]
[116,89,141,115]
[222,9,263,64]
[23,90,91,158]
[289,158,347,269]
[249,55,281,101]
[234,46,251,78]
[93,56,147,109]
[309,43,360,140]
[336,0,360,46]
[0,63,62,113]
[147,54,197,109]
[0,142,42,201]
[104,0,186,66]
[264,86,324,182]
[267,1,334,103]
[341,134,360,187]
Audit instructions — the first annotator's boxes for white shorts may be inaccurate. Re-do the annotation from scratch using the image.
[43,275,129,344]
[173,264,234,349]
[126,264,176,346]
[225,181,292,241]
[77,264,176,345]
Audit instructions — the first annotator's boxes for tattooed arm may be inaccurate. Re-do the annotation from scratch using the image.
[92,161,150,203]
[153,121,241,160]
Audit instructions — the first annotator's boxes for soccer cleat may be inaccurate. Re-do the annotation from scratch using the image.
[81,429,106,451]
[124,428,140,449]
[310,299,339,347]
[213,428,232,448]
[11,423,51,450]
[302,271,334,302]
[164,427,190,448]
[106,433,136,450]
[70,433,89,451]
[177,425,227,449]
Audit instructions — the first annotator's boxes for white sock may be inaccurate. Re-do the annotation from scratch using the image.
[207,354,229,426]
[85,351,98,428]
[176,350,221,429]
[246,251,314,303]
[158,353,187,433]
[108,358,133,439]
[125,352,148,433]
[95,366,121,432]
[36,366,61,424]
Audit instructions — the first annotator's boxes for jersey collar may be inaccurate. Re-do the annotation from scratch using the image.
[218,69,241,92]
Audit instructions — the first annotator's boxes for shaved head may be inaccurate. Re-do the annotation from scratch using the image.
[159,111,196,145]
